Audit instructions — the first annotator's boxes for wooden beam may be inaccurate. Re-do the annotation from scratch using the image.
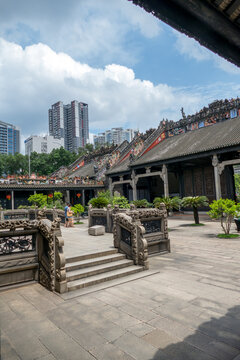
[226,0,240,20]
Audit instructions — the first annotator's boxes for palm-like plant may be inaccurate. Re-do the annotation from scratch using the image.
[153,196,181,215]
[181,196,209,224]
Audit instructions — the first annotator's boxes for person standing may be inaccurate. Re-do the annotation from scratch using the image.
[67,205,74,227]
[64,203,70,227]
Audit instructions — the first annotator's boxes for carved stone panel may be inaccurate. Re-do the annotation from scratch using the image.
[0,233,36,255]
[92,216,107,227]
[141,219,161,234]
[121,227,132,246]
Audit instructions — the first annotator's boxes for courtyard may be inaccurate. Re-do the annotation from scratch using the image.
[1,217,240,360]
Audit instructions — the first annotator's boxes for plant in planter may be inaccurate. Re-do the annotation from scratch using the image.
[88,196,109,208]
[153,196,181,215]
[208,198,240,237]
[112,195,130,209]
[181,196,208,225]
[131,199,151,208]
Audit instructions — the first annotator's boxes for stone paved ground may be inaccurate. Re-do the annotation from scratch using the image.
[1,217,240,360]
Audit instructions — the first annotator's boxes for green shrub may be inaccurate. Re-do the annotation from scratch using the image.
[96,190,112,202]
[112,196,130,209]
[72,204,84,216]
[131,199,151,208]
[208,198,240,234]
[28,193,47,207]
[89,197,109,208]
[54,200,64,210]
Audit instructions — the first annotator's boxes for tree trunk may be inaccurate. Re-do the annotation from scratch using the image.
[193,206,199,224]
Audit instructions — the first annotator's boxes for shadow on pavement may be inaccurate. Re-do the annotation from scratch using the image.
[152,305,240,360]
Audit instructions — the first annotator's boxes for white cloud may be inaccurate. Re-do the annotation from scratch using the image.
[1,38,239,154]
[174,31,240,74]
[0,0,162,65]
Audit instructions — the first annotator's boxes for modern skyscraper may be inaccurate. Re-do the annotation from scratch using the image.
[0,120,20,154]
[94,128,138,147]
[48,100,89,152]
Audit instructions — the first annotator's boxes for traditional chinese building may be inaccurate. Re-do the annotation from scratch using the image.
[106,99,240,202]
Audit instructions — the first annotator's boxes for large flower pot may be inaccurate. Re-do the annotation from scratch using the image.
[234,218,240,232]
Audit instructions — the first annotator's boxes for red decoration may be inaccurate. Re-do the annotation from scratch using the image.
[76,193,81,198]
[48,194,53,198]
[6,194,11,200]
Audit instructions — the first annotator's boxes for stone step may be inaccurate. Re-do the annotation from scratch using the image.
[60,270,159,300]
[67,265,143,291]
[65,253,127,272]
[66,259,133,281]
[66,249,118,264]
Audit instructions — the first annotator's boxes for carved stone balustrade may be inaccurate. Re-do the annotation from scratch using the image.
[113,210,149,269]
[0,217,67,293]
[113,204,170,260]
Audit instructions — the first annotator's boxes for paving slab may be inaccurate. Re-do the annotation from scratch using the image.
[1,218,240,360]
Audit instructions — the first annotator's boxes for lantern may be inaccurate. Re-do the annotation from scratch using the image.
[6,194,11,200]
[76,193,81,198]
[48,194,53,198]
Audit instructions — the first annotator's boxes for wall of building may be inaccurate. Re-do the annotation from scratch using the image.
[24,135,64,154]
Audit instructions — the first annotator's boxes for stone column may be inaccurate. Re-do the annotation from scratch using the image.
[66,190,70,204]
[11,190,14,210]
[161,164,169,198]
[212,155,222,200]
[109,177,113,197]
[82,189,85,206]
[131,170,137,201]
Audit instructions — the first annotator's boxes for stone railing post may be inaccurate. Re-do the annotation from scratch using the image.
[55,234,67,293]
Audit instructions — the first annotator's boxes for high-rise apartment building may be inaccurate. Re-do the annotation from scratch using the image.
[24,135,64,155]
[94,128,138,147]
[0,121,20,155]
[49,100,89,152]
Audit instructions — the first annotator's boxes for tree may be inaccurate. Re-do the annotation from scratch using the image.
[85,143,94,152]
[208,198,240,234]
[181,196,209,224]
[153,196,181,215]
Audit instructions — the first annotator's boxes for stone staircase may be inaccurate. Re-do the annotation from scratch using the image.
[65,249,144,292]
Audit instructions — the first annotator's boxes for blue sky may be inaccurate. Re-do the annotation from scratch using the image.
[0,0,239,151]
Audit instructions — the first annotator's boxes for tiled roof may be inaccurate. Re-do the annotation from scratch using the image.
[133,117,240,166]
[108,117,240,174]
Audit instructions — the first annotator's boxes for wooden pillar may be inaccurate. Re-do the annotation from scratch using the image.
[11,190,14,210]
[212,155,222,200]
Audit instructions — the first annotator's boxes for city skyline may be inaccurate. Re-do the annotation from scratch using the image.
[0,0,240,153]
